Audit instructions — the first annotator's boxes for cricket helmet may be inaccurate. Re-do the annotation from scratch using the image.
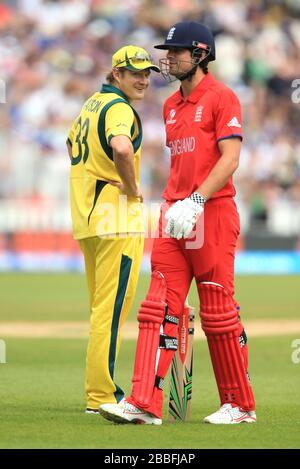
[154,21,216,62]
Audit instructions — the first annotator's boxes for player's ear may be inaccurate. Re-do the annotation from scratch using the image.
[193,49,205,62]
[112,68,121,85]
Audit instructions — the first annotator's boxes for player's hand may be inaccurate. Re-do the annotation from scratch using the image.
[165,193,206,239]
[108,180,143,202]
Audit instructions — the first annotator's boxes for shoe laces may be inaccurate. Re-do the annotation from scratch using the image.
[219,404,233,413]
[228,406,245,418]
[219,404,251,419]
[124,401,141,413]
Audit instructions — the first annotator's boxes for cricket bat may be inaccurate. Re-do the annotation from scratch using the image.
[168,300,195,422]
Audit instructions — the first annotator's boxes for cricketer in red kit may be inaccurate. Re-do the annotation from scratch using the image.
[99,21,256,426]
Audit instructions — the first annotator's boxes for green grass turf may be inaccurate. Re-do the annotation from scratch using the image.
[0,336,299,448]
[0,274,299,448]
[0,273,299,321]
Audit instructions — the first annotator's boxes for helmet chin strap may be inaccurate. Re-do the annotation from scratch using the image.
[177,63,198,82]
[178,49,210,81]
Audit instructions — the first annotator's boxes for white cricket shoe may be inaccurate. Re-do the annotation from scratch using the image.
[204,403,257,424]
[99,400,162,425]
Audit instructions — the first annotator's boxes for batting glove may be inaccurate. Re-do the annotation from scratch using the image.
[165,192,206,239]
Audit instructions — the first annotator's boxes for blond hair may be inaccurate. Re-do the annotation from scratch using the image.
[106,68,126,84]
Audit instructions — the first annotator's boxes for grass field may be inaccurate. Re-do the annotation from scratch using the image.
[1,273,300,321]
[0,273,300,449]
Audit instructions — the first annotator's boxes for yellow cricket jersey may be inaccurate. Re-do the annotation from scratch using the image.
[68,84,144,239]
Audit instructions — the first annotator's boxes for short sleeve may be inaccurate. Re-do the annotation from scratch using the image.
[105,102,134,145]
[67,118,77,146]
[215,89,243,142]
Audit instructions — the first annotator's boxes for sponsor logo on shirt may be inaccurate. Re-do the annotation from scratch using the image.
[167,27,176,40]
[166,109,177,125]
[227,116,241,128]
[169,137,195,156]
[194,105,203,122]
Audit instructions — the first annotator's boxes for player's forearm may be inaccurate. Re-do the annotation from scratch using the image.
[195,154,239,200]
[113,149,139,197]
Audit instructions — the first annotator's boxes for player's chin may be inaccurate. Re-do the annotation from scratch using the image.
[171,68,185,76]
[168,69,181,78]
[133,89,146,100]
[168,63,179,72]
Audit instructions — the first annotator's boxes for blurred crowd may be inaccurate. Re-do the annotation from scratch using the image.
[1,0,300,235]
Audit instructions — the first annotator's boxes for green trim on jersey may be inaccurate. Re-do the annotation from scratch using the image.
[130,122,135,138]
[87,179,108,225]
[100,84,129,102]
[97,98,126,160]
[131,110,142,152]
[107,133,114,145]
[97,93,143,161]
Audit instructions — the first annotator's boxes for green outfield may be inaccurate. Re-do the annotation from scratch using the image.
[1,273,299,321]
[0,273,300,448]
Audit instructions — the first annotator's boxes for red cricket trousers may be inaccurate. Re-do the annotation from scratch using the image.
[151,197,240,313]
[129,196,246,417]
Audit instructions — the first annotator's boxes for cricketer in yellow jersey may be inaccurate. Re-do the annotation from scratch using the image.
[66,45,160,412]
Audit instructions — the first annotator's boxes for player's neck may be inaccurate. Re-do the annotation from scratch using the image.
[180,69,206,99]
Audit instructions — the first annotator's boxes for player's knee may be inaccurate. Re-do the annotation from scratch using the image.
[138,270,167,324]
[137,270,179,347]
[198,281,239,334]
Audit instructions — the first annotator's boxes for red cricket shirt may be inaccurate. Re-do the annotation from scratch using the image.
[162,72,243,201]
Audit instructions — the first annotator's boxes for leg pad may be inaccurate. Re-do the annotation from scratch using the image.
[199,282,255,411]
[130,272,178,412]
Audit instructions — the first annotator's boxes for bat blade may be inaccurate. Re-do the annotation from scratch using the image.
[168,303,195,422]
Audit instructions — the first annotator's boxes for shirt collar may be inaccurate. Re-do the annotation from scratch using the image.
[100,84,129,102]
[173,72,216,104]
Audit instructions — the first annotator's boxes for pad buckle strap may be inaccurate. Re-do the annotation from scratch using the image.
[154,375,164,390]
[239,329,247,347]
[159,334,178,350]
[164,313,179,325]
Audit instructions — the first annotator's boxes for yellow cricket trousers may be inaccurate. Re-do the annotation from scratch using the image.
[79,235,144,409]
